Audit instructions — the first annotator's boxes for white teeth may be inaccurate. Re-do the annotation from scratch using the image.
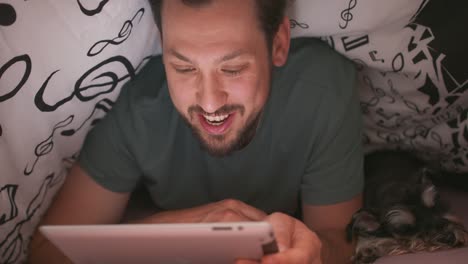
[203,114,229,124]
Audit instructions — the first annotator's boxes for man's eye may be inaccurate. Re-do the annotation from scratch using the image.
[175,67,195,73]
[221,68,242,76]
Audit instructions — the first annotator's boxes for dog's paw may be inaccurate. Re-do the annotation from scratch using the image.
[425,221,468,250]
[353,237,407,264]
[347,209,381,242]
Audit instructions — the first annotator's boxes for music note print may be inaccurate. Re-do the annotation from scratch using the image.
[88,8,145,57]
[369,50,385,63]
[339,0,357,29]
[77,0,109,16]
[290,19,309,29]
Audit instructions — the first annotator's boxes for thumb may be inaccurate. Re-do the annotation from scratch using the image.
[265,213,295,252]
[263,213,322,264]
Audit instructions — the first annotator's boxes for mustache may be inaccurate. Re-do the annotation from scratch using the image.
[188,104,245,116]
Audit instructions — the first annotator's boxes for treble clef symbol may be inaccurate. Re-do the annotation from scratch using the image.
[339,0,357,29]
[289,19,309,29]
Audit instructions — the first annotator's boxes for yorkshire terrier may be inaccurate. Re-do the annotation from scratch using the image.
[347,151,468,264]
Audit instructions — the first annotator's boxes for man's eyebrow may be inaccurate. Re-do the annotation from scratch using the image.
[169,49,192,63]
[218,50,245,63]
[168,49,245,63]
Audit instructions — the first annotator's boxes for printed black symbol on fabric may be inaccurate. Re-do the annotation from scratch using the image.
[77,0,109,16]
[35,56,137,112]
[24,116,75,175]
[88,8,145,57]
[446,109,468,167]
[0,55,32,102]
[408,30,432,65]
[376,131,401,144]
[376,108,400,121]
[341,35,369,52]
[369,50,384,63]
[0,185,18,226]
[419,77,439,107]
[405,20,466,111]
[0,173,58,264]
[407,28,432,53]
[61,98,114,136]
[376,108,403,130]
[392,53,404,73]
[0,3,16,26]
[360,76,395,114]
[0,226,22,264]
[414,0,468,83]
[389,79,429,115]
[290,19,309,29]
[339,0,357,29]
[410,0,429,21]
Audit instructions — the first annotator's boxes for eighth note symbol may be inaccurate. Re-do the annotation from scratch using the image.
[369,50,385,63]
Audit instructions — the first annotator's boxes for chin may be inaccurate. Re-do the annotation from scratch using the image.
[199,134,239,157]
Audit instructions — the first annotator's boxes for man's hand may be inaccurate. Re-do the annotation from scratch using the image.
[237,212,322,264]
[199,199,268,222]
[136,199,267,224]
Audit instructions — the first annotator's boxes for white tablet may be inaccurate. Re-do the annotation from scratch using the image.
[40,222,278,264]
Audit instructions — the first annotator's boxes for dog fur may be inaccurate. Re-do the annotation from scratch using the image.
[347,151,468,264]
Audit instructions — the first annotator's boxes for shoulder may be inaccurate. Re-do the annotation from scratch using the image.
[267,38,360,145]
[278,37,356,95]
[101,55,171,138]
[121,55,167,107]
[271,38,358,116]
[108,55,171,126]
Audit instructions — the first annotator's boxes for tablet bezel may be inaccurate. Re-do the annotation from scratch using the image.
[40,221,278,264]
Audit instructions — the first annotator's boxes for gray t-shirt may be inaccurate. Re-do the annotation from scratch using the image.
[79,38,364,216]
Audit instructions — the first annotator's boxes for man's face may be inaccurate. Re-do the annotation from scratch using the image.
[161,0,274,156]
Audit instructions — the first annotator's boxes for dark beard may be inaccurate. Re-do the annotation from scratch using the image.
[181,107,262,157]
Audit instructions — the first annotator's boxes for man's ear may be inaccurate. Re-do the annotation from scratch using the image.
[272,16,291,67]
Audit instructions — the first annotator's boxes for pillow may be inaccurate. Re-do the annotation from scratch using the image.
[287,0,468,172]
[0,1,160,263]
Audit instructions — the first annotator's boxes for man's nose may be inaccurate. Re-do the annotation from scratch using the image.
[196,74,227,113]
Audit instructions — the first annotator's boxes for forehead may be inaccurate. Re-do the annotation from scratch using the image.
[161,0,263,49]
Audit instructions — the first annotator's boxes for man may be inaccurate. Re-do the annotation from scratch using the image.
[29,0,363,263]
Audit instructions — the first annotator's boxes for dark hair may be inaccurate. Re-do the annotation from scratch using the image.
[150,0,287,49]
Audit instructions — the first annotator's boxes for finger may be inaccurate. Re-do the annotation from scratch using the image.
[202,208,252,222]
[220,200,268,221]
[261,235,321,264]
[237,203,268,221]
[265,213,295,252]
[264,213,322,263]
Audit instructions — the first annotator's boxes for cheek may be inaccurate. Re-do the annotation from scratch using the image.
[167,79,195,113]
[224,74,268,110]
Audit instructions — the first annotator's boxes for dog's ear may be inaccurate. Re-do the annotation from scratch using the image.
[346,209,381,242]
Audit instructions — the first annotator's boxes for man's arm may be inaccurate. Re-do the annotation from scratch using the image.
[29,164,267,263]
[29,164,131,264]
[134,199,267,224]
[303,194,363,264]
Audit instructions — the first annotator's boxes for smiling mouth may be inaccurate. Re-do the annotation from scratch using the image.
[203,113,230,126]
[198,112,235,135]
